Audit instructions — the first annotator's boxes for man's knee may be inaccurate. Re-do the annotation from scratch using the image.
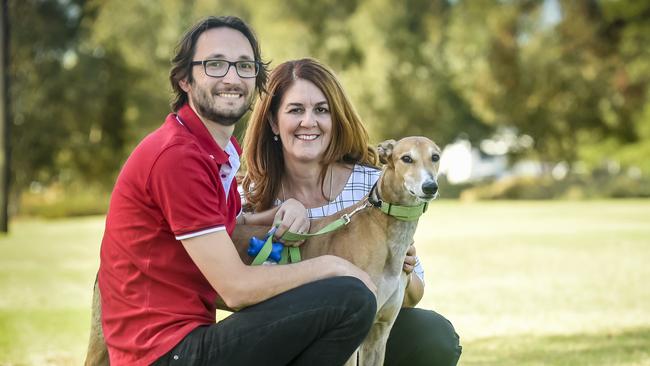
[318,276,377,329]
[328,276,376,306]
[342,276,377,321]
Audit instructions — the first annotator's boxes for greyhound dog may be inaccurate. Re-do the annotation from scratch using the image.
[84,136,441,365]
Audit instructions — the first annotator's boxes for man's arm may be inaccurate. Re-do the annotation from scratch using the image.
[182,230,376,310]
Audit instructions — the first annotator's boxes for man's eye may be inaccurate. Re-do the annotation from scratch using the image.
[432,154,440,162]
[239,62,254,70]
[401,156,413,163]
[206,60,226,68]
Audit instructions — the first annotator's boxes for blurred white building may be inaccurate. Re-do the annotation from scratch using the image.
[439,129,537,184]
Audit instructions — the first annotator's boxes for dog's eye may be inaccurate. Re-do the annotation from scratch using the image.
[400,155,413,164]
[432,154,440,162]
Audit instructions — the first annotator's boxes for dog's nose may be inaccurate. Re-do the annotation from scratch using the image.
[422,180,438,195]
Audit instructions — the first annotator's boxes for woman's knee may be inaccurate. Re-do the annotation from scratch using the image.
[386,308,461,366]
[426,311,461,360]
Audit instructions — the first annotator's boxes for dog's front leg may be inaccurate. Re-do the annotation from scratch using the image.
[358,281,404,366]
[358,322,392,366]
[343,348,359,366]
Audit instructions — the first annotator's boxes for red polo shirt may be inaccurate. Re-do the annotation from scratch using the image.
[98,104,242,366]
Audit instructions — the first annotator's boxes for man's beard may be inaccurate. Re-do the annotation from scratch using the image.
[192,83,252,126]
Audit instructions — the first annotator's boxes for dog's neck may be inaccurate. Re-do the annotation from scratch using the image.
[367,176,421,264]
[383,212,418,265]
[369,173,421,210]
[370,171,426,273]
[364,206,418,307]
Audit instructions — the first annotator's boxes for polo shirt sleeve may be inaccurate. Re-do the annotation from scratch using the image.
[148,143,227,240]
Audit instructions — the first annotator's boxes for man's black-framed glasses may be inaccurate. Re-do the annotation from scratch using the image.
[190,59,259,78]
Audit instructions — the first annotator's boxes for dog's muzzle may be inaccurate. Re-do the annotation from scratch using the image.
[421,180,438,196]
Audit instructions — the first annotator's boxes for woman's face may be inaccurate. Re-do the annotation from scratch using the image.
[272,79,333,164]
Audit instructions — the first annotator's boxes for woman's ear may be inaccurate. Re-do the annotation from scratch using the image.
[269,116,279,135]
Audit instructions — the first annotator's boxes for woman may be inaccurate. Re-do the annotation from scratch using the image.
[241,58,461,365]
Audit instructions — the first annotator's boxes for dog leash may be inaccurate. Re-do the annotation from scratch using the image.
[251,202,371,265]
[252,182,429,264]
[250,232,302,265]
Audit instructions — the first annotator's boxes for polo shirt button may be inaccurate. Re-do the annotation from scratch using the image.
[173,354,179,360]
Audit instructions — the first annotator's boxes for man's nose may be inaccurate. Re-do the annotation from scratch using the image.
[422,180,438,195]
[221,64,240,83]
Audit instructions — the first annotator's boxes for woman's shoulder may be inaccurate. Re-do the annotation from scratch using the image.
[335,164,379,199]
[353,163,380,172]
[351,163,381,184]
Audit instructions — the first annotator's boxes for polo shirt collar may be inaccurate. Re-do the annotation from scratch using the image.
[176,104,230,165]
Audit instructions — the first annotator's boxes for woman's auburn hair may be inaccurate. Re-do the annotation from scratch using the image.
[242,58,378,212]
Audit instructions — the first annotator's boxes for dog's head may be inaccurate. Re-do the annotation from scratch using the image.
[377,136,441,205]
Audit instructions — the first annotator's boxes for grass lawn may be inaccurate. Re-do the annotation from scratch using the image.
[1,200,649,365]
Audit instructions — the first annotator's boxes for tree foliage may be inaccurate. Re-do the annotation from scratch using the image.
[8,0,650,202]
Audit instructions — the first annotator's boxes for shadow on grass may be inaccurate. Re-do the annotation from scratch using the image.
[462,327,650,366]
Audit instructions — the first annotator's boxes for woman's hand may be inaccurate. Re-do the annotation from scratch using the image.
[273,198,310,246]
[403,244,417,274]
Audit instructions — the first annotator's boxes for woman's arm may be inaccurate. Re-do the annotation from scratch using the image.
[237,206,280,226]
[402,270,425,307]
[238,198,310,244]
[401,244,425,307]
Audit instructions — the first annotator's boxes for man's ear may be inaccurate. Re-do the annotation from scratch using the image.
[179,78,191,93]
[377,139,396,165]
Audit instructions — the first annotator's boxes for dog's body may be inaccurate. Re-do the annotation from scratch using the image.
[85,136,441,366]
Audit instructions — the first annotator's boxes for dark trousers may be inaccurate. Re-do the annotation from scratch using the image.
[152,276,376,366]
[384,308,462,366]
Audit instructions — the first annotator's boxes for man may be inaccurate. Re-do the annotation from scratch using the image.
[98,16,377,366]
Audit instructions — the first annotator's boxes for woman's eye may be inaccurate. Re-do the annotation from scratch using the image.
[288,108,302,114]
[316,107,329,113]
[401,156,413,163]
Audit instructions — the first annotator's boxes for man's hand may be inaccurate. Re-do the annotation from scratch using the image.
[403,244,417,274]
[273,198,310,246]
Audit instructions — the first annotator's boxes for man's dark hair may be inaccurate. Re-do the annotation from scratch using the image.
[169,16,269,111]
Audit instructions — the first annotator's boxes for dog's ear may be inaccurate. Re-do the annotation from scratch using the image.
[377,139,396,165]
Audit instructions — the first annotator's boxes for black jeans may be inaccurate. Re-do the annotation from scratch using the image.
[384,308,462,366]
[152,276,376,366]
